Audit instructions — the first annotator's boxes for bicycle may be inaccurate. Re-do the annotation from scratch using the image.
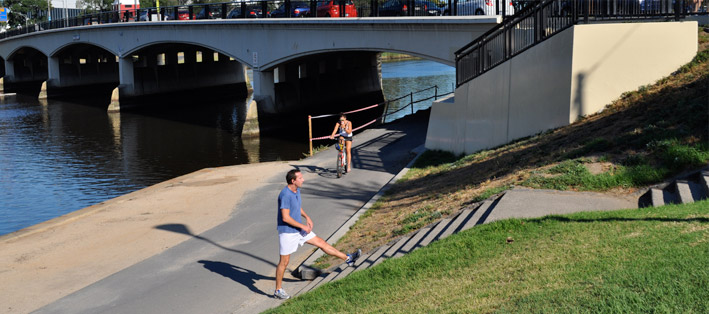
[334,134,348,178]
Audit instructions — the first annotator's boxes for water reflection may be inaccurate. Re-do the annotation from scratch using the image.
[0,95,305,235]
[381,59,455,122]
[0,58,454,236]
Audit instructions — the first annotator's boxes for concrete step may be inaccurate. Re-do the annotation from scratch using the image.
[675,180,694,204]
[438,209,474,240]
[650,188,666,207]
[296,272,328,296]
[460,201,494,231]
[414,218,451,250]
[353,244,390,273]
[701,170,709,197]
[371,235,411,268]
[392,226,433,258]
[329,251,372,284]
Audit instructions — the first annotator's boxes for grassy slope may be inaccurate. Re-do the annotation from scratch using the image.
[273,26,709,312]
[270,200,709,313]
[312,26,709,269]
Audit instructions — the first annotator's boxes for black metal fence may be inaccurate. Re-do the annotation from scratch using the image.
[455,0,705,87]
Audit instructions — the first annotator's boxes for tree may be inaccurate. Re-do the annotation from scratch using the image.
[4,0,48,28]
[77,0,115,12]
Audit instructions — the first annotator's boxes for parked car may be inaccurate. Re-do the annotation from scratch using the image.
[270,1,311,17]
[227,5,265,18]
[445,0,515,16]
[380,0,445,16]
[166,7,190,20]
[194,7,211,19]
[316,0,358,17]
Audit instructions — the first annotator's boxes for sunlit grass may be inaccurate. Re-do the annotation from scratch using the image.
[267,200,709,313]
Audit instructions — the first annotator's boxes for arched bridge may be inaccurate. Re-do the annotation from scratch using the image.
[0,17,499,118]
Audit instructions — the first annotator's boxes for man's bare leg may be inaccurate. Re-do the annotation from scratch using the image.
[306,236,347,260]
[275,254,290,290]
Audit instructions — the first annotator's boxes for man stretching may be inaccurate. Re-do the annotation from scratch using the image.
[274,169,361,300]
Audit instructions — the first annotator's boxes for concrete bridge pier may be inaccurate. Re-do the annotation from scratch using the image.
[251,69,275,119]
[2,59,14,93]
[109,57,136,112]
[39,56,61,99]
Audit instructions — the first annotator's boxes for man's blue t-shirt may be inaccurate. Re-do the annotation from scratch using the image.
[277,186,302,234]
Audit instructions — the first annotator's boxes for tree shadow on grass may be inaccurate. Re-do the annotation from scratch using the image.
[530,215,709,224]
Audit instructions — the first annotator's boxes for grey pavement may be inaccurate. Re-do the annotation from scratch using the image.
[33,111,430,314]
[479,187,638,224]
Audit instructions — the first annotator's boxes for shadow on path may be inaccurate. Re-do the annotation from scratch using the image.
[155,223,276,267]
[198,260,297,297]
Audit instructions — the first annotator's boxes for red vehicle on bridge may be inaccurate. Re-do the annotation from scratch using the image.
[113,0,140,21]
[316,0,358,17]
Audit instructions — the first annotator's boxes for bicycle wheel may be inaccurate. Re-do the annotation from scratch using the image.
[336,152,343,178]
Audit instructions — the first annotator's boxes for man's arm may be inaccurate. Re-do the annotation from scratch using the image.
[281,208,312,233]
[300,208,314,230]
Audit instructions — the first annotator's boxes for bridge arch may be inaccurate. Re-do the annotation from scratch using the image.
[261,48,453,71]
[4,47,48,95]
[112,42,248,111]
[124,41,247,66]
[44,43,120,101]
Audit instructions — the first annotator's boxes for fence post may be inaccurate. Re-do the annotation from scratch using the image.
[434,85,438,100]
[410,92,414,115]
[308,115,313,156]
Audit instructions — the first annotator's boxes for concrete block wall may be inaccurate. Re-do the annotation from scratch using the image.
[426,21,698,155]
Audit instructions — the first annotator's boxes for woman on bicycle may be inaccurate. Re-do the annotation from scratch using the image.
[330,113,353,173]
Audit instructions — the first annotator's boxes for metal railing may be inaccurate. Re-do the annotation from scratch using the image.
[382,84,453,123]
[455,0,705,87]
[0,0,532,40]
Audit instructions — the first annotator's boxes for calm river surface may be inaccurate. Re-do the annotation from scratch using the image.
[0,58,454,236]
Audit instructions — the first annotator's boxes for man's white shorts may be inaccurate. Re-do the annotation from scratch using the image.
[279,230,316,255]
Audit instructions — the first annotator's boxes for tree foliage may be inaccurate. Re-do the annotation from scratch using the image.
[4,0,48,27]
[76,0,115,12]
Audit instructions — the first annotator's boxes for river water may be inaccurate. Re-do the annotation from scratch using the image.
[0,58,454,236]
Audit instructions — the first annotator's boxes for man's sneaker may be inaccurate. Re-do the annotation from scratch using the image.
[346,248,362,266]
[274,288,290,300]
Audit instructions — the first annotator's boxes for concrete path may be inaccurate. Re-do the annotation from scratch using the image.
[31,112,429,314]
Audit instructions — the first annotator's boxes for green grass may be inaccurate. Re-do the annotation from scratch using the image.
[266,200,709,313]
[522,139,709,192]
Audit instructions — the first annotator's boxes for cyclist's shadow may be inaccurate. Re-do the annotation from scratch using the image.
[293,165,339,179]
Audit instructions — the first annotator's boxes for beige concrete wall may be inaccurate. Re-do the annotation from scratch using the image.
[507,27,574,142]
[426,21,698,155]
[426,94,466,153]
[569,22,698,121]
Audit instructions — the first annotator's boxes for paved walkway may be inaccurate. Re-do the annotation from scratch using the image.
[18,112,429,314]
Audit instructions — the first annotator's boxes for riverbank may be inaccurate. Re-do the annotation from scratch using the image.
[0,161,294,314]
[380,52,422,62]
